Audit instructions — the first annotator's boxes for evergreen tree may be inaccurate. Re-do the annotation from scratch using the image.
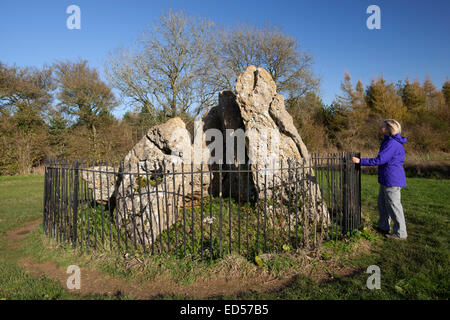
[335,71,354,111]
[401,78,426,114]
[54,59,118,157]
[47,110,68,157]
[330,73,370,150]
[443,80,450,107]
[423,76,438,110]
[365,77,406,120]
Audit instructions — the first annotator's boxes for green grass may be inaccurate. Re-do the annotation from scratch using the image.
[0,175,67,300]
[234,175,450,299]
[0,175,133,300]
[0,175,44,234]
[0,260,74,300]
[0,174,448,299]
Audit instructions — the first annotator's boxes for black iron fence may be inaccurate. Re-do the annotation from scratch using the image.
[43,152,361,259]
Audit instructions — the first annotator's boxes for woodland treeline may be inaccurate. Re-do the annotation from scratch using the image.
[1,9,449,175]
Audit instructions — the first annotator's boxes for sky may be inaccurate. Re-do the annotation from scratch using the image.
[1,0,449,118]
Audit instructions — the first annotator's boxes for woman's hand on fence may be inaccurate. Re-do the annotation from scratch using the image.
[352,157,360,164]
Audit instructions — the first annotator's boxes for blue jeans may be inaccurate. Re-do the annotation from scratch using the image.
[377,185,408,238]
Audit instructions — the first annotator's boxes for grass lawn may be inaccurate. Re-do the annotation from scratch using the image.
[0,175,126,300]
[237,175,450,299]
[0,174,448,299]
[0,175,71,299]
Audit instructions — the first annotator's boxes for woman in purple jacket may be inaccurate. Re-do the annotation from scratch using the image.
[352,119,408,240]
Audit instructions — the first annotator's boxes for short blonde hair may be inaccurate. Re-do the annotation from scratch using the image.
[383,119,401,135]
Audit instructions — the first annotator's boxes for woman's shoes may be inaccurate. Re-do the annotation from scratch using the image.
[385,234,407,240]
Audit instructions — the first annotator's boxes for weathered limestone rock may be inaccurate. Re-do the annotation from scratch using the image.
[81,166,116,203]
[203,65,329,225]
[116,117,209,246]
[234,65,309,167]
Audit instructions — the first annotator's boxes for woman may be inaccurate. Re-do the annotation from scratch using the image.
[352,119,408,240]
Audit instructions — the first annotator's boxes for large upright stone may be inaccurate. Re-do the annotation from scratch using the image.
[203,65,329,225]
[116,117,209,246]
[235,65,309,166]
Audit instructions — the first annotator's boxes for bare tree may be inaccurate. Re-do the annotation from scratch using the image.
[106,11,318,123]
[106,9,218,121]
[212,24,320,99]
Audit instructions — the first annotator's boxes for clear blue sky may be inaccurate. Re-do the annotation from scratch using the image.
[1,0,449,118]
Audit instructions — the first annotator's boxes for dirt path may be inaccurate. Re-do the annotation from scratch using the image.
[19,256,297,299]
[5,218,42,249]
[4,218,301,299]
[5,218,362,299]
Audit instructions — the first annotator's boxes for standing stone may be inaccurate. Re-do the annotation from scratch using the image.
[203,65,329,226]
[116,117,210,247]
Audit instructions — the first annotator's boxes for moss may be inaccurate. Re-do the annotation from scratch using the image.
[134,175,163,192]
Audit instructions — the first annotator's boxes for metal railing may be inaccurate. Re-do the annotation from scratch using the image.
[43,152,361,259]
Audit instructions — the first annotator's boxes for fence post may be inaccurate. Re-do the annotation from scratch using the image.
[42,161,48,235]
[72,160,79,248]
[342,153,349,235]
[357,152,362,230]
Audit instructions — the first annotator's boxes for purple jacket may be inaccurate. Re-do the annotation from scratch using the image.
[360,133,407,187]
